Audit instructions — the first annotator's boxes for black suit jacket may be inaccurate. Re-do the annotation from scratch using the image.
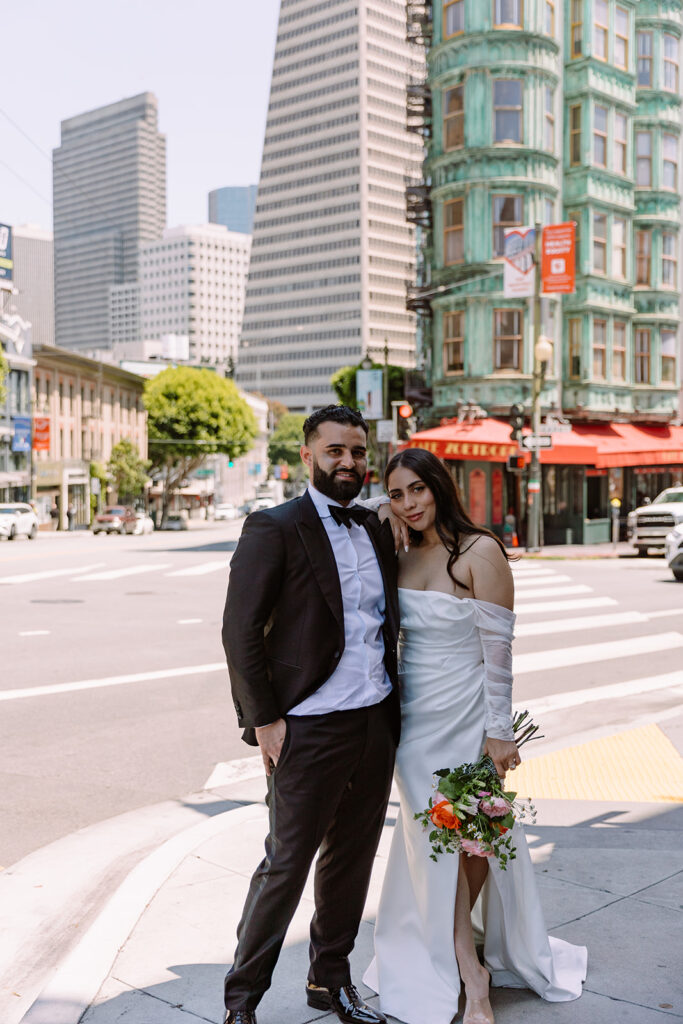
[222,491,400,745]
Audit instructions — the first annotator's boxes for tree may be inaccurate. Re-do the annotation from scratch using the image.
[267,413,306,468]
[144,367,258,523]
[107,439,150,504]
[89,461,108,522]
[0,346,8,404]
[330,361,405,410]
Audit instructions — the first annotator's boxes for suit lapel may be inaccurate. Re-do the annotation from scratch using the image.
[296,491,344,628]
[363,515,399,637]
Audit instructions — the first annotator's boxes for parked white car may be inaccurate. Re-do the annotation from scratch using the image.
[627,487,683,556]
[0,503,39,540]
[214,502,239,521]
[665,524,683,582]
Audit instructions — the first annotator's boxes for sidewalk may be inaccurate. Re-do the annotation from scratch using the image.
[7,723,683,1024]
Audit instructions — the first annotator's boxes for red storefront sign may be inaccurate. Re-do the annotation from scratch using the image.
[542,222,576,293]
[33,417,50,451]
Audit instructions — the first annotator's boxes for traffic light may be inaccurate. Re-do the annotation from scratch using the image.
[396,401,416,440]
[507,454,526,472]
[228,459,234,468]
[509,403,525,443]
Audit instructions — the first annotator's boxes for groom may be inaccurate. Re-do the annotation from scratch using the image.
[221,405,400,1024]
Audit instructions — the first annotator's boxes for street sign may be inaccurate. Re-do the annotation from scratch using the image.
[520,434,554,451]
[542,417,572,434]
[377,419,393,442]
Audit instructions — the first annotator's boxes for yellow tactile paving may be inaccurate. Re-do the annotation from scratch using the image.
[510,723,683,803]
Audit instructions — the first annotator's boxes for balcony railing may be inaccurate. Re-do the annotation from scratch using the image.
[406,78,432,139]
[405,178,432,230]
[406,0,433,46]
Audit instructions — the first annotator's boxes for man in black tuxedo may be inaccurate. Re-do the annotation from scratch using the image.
[221,405,399,1024]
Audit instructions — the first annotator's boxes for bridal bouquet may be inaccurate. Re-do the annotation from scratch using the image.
[415,711,542,870]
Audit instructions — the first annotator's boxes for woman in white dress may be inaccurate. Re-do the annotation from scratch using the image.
[363,449,586,1024]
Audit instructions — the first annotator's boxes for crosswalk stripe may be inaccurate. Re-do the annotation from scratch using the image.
[0,662,225,702]
[0,563,106,585]
[514,670,683,718]
[514,574,573,587]
[514,584,592,600]
[515,610,646,637]
[514,631,683,675]
[511,568,559,577]
[71,564,172,581]
[166,560,230,577]
[515,596,617,615]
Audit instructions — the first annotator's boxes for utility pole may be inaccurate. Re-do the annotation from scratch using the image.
[527,222,543,553]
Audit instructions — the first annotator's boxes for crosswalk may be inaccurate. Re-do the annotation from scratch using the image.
[0,557,232,586]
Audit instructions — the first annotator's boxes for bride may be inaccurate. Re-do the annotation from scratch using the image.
[362,448,587,1024]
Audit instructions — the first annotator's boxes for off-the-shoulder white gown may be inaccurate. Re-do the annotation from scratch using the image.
[363,588,587,1024]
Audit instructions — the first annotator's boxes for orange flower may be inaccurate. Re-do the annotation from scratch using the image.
[494,823,509,834]
[429,800,461,830]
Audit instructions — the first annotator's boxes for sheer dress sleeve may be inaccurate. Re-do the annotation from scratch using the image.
[473,599,516,742]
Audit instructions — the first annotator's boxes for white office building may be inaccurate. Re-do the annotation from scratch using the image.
[236,0,424,412]
[136,224,251,368]
[7,225,55,346]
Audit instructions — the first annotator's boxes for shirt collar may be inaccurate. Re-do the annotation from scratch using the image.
[307,483,357,519]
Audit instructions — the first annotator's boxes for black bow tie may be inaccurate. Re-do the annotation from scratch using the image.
[328,504,370,528]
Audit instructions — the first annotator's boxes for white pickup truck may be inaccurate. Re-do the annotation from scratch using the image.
[627,487,683,557]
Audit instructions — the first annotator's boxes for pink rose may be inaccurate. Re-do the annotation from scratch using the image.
[479,796,511,818]
[460,838,493,858]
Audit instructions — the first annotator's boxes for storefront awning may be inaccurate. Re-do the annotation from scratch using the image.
[405,419,683,468]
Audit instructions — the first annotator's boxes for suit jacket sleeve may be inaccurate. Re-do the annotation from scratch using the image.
[222,510,285,729]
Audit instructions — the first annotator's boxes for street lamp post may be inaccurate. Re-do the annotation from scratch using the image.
[526,222,553,552]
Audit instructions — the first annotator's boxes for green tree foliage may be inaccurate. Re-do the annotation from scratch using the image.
[0,346,8,404]
[89,461,108,522]
[330,361,405,410]
[143,367,258,522]
[267,413,306,468]
[107,439,151,504]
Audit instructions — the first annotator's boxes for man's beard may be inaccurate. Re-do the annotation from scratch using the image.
[312,459,364,503]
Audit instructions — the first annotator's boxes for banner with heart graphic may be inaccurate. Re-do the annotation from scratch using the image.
[503,225,535,297]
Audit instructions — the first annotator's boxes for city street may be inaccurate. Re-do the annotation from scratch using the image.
[1,524,681,867]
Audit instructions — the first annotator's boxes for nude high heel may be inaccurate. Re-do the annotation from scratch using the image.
[462,969,494,1024]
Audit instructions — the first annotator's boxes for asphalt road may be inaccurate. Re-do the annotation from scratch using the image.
[1,522,681,867]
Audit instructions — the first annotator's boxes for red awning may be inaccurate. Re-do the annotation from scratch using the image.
[405,419,683,468]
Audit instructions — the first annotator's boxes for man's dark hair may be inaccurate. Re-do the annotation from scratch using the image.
[303,405,369,444]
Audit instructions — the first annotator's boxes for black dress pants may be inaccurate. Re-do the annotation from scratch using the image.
[224,697,396,1011]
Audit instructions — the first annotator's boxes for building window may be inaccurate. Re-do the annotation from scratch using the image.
[571,0,582,57]
[594,104,608,166]
[662,233,678,288]
[493,0,522,28]
[636,131,652,185]
[493,195,522,257]
[614,112,627,173]
[444,312,465,374]
[444,0,464,37]
[663,134,678,190]
[568,209,581,269]
[545,0,555,35]
[594,0,608,60]
[593,212,607,274]
[545,87,554,151]
[637,30,653,86]
[570,105,582,165]
[592,319,607,379]
[635,329,651,383]
[444,85,464,150]
[494,310,523,370]
[544,198,555,224]
[493,80,523,143]
[613,321,626,380]
[635,229,651,284]
[664,34,680,92]
[444,198,464,264]
[612,216,627,278]
[568,318,582,378]
[661,330,677,383]
[615,7,629,69]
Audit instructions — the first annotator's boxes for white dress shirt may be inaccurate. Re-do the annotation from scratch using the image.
[288,484,392,716]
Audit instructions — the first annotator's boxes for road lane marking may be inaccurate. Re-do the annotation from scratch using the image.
[71,564,172,581]
[0,563,106,584]
[514,574,573,587]
[514,584,593,600]
[204,756,263,789]
[166,560,230,576]
[0,663,225,702]
[511,568,560,577]
[178,618,203,624]
[514,670,683,717]
[18,630,51,637]
[515,610,646,637]
[514,596,617,615]
[514,631,683,675]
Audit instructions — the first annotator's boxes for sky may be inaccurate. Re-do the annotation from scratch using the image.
[0,0,281,230]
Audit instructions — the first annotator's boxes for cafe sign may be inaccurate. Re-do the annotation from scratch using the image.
[407,439,519,463]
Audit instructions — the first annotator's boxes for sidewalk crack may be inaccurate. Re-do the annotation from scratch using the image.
[584,987,683,1018]
[110,978,218,1022]
[554,865,683,927]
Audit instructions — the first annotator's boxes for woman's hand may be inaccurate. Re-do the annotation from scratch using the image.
[483,737,520,780]
[378,502,410,553]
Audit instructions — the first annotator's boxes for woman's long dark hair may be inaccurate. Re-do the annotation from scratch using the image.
[385,448,510,591]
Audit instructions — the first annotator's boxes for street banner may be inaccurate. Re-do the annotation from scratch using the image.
[33,416,50,452]
[503,226,535,297]
[0,223,13,281]
[356,369,384,420]
[12,417,31,452]
[542,222,576,293]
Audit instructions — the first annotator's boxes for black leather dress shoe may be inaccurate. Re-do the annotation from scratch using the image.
[223,1010,256,1024]
[306,982,387,1024]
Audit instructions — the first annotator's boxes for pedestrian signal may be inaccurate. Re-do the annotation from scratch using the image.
[507,454,526,472]
[398,403,413,418]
